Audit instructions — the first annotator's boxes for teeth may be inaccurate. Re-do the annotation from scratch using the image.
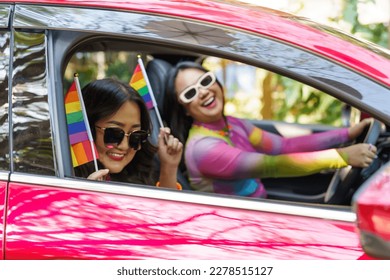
[203,97,214,106]
[109,152,124,157]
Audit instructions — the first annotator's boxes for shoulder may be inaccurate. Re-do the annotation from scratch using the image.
[227,116,254,134]
[186,126,231,153]
[227,116,251,128]
[188,124,229,141]
[185,133,233,163]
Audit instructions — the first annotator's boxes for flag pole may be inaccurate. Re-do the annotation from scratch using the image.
[74,73,99,173]
[136,56,164,129]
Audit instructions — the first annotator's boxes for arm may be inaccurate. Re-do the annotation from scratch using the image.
[156,127,183,189]
[246,123,349,154]
[348,118,373,140]
[244,118,372,155]
[191,137,374,180]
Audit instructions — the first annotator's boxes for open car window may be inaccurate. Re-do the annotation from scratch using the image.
[61,37,390,208]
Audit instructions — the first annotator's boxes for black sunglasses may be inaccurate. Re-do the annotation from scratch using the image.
[96,126,149,149]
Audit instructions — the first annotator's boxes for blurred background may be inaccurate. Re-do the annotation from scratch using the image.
[203,0,389,124]
[240,0,389,48]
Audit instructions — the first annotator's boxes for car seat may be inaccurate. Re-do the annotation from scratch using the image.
[146,58,191,190]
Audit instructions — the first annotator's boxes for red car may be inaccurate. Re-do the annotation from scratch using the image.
[0,0,389,259]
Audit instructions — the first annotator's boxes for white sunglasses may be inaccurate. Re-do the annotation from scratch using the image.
[178,71,216,104]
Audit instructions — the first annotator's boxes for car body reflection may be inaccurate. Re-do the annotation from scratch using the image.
[6,182,366,259]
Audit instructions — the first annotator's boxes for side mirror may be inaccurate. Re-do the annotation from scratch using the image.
[352,163,390,259]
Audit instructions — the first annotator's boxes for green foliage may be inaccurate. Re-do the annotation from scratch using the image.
[270,0,387,126]
[341,0,388,47]
[64,51,134,91]
[106,60,132,82]
[272,75,342,125]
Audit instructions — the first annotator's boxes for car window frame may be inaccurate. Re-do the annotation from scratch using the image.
[13,4,389,121]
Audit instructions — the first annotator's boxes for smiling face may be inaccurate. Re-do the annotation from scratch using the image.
[95,100,141,174]
[175,68,224,123]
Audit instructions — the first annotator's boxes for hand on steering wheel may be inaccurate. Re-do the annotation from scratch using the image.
[324,119,382,205]
[337,143,377,168]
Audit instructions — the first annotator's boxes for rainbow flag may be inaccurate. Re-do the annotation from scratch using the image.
[129,57,164,129]
[65,78,98,168]
[130,63,154,109]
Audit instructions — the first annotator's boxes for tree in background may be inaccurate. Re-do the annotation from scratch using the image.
[334,0,388,48]
[265,0,388,126]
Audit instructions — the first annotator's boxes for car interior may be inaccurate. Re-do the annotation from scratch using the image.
[62,37,390,207]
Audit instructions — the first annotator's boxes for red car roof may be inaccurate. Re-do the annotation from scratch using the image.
[5,0,390,87]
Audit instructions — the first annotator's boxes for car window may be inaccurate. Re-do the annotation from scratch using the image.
[63,40,357,192]
[0,30,9,171]
[11,31,55,175]
[50,3,387,206]
[203,57,353,128]
[64,50,139,90]
[66,48,354,131]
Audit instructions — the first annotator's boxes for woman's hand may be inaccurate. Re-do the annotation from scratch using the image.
[87,169,110,181]
[348,118,372,140]
[157,127,183,189]
[157,127,183,168]
[337,143,377,168]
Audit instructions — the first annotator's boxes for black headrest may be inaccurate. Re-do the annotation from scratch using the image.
[146,58,192,190]
[146,59,173,113]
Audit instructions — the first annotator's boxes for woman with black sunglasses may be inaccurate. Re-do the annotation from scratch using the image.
[163,61,377,197]
[74,78,183,190]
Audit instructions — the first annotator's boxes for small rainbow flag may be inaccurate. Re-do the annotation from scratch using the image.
[129,57,164,129]
[65,76,98,168]
[130,63,153,109]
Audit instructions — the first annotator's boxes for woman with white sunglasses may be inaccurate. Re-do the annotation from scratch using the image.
[75,78,183,190]
[163,61,376,198]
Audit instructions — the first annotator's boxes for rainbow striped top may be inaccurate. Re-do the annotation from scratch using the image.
[185,116,349,197]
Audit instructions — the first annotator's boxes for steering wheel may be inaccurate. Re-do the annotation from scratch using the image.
[324,119,382,205]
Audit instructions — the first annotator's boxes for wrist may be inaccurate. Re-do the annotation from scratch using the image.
[159,163,179,174]
[156,181,182,190]
[336,148,349,164]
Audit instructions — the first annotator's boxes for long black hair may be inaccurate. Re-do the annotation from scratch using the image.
[163,61,224,172]
[74,78,157,185]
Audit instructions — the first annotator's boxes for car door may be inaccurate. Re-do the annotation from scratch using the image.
[0,3,12,260]
[4,3,383,259]
[7,177,371,259]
